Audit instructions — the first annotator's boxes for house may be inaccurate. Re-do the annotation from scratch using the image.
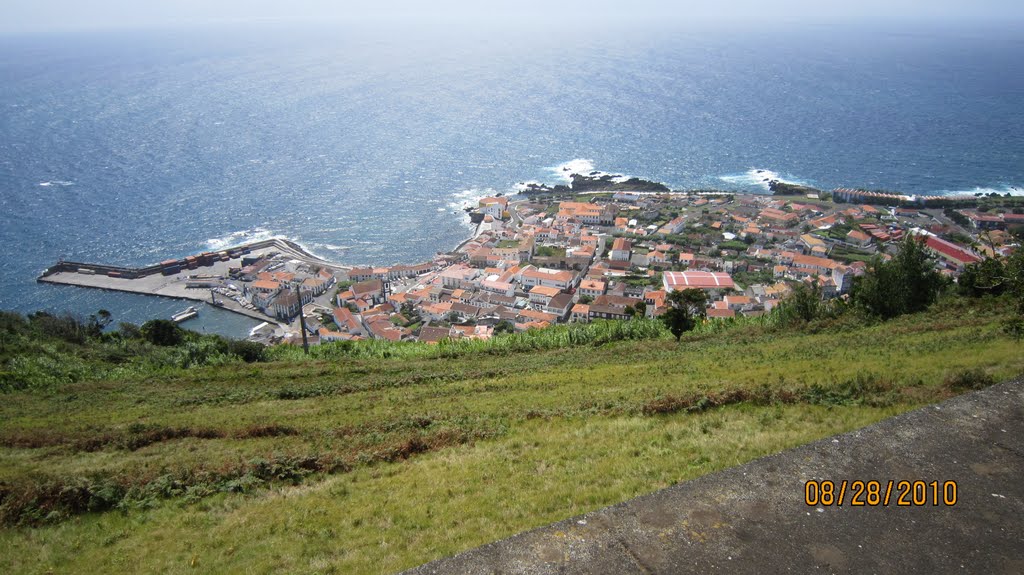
[270,291,307,320]
[570,303,590,322]
[480,277,516,297]
[520,267,576,290]
[723,295,754,311]
[557,202,617,226]
[419,325,452,344]
[529,285,562,306]
[544,293,575,320]
[347,267,374,282]
[790,254,839,275]
[332,307,364,336]
[440,265,481,289]
[846,229,872,247]
[318,328,356,343]
[478,197,509,219]
[302,277,328,296]
[588,295,641,320]
[648,250,670,266]
[759,208,799,226]
[610,238,632,261]
[251,279,281,293]
[516,308,559,325]
[578,279,607,299]
[923,235,982,271]
[800,234,827,254]
[351,279,386,305]
[364,316,409,341]
[449,302,481,321]
[659,216,687,235]
[643,290,667,315]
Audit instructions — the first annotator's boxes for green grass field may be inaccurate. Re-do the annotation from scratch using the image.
[1,297,1021,574]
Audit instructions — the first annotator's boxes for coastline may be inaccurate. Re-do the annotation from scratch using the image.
[37,238,350,326]
[35,222,486,329]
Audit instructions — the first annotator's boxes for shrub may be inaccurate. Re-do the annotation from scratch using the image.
[140,319,184,346]
[943,368,995,391]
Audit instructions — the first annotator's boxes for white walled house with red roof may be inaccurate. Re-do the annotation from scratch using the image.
[923,235,982,271]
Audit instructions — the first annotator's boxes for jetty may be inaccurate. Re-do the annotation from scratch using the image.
[37,238,346,324]
[170,306,199,323]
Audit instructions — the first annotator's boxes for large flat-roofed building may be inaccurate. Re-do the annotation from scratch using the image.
[663,271,735,292]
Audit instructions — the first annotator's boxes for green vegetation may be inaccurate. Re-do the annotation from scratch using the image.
[732,268,775,288]
[0,312,266,393]
[660,288,707,341]
[532,245,561,258]
[718,240,749,252]
[0,282,1022,573]
[956,248,1024,337]
[829,246,876,263]
[851,236,945,319]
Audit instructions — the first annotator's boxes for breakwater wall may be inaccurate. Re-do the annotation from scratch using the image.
[37,238,328,281]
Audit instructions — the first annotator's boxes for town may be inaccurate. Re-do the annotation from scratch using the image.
[246,184,1023,345]
[37,181,1024,345]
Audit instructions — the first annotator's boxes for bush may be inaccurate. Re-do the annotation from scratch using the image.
[140,319,184,346]
[226,340,266,363]
[851,236,945,319]
[943,368,995,391]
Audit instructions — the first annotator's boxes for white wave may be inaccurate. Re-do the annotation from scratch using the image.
[310,243,350,251]
[437,207,447,212]
[719,169,806,192]
[205,227,280,250]
[545,159,599,183]
[931,185,1024,198]
[543,159,637,186]
[514,180,544,192]
[447,187,497,211]
[39,180,74,187]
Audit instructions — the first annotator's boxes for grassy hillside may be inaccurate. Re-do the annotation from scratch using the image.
[1,297,1021,574]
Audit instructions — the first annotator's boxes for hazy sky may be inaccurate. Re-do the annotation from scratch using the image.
[3,0,1024,34]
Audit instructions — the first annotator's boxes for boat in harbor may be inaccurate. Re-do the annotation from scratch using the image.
[171,306,199,323]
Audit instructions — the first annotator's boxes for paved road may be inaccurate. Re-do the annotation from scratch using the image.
[405,377,1024,574]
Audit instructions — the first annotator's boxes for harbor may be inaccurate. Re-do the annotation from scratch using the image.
[37,238,347,326]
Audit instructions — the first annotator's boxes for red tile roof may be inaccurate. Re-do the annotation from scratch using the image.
[663,271,735,290]
[924,236,981,265]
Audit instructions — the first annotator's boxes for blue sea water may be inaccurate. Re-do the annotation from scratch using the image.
[1,21,1022,337]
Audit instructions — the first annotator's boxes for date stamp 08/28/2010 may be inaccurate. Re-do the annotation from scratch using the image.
[804,480,958,507]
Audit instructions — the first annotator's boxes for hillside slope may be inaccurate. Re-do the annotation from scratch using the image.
[1,297,1022,574]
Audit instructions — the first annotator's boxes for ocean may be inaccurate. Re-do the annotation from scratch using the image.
[1,21,1022,337]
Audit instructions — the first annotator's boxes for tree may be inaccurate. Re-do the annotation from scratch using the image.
[779,281,824,324]
[86,309,113,338]
[633,301,648,318]
[140,319,185,346]
[494,320,515,334]
[851,236,945,319]
[661,288,707,342]
[578,295,594,305]
[958,257,1009,298]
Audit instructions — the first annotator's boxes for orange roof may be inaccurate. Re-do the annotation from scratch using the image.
[251,280,281,291]
[791,254,839,270]
[663,271,735,290]
[529,285,561,297]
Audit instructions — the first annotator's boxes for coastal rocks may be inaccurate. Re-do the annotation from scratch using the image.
[768,180,822,196]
